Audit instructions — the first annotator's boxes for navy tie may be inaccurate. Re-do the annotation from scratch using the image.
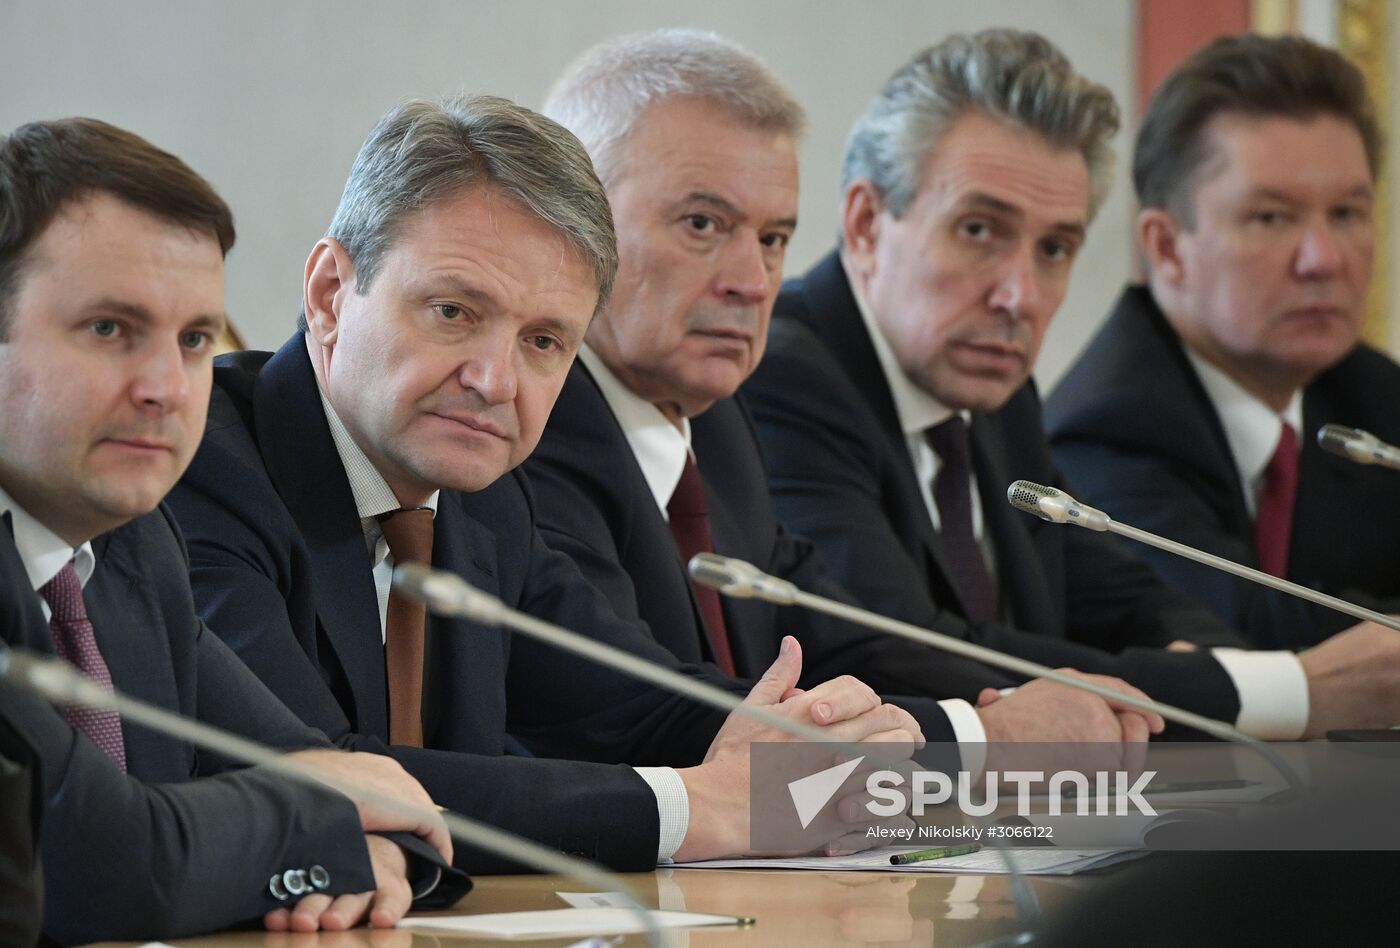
[926,417,997,623]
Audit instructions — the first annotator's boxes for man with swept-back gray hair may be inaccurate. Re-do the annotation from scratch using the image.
[742,28,1388,741]
[170,91,925,874]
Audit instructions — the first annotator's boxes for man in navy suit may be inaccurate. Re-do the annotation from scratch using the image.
[0,118,455,943]
[525,28,1166,755]
[169,94,926,873]
[1048,36,1400,672]
[741,30,1400,740]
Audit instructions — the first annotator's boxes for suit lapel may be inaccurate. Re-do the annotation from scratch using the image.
[797,254,957,606]
[252,338,389,737]
[84,525,188,776]
[969,412,1059,633]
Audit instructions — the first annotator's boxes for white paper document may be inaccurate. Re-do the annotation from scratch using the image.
[675,845,1138,875]
[400,906,748,939]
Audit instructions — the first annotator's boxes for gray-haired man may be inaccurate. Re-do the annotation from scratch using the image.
[168,93,925,874]
[742,29,1400,739]
[525,26,1166,764]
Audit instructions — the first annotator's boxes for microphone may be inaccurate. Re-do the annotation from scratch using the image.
[0,645,670,947]
[392,562,831,744]
[1006,480,1400,634]
[1317,424,1400,471]
[688,552,1302,791]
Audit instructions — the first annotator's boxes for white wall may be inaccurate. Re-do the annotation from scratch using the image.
[0,0,1136,387]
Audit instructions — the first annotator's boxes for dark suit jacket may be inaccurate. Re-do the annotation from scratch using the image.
[0,507,375,945]
[525,359,1021,738]
[741,251,1246,723]
[0,711,40,948]
[1046,285,1400,649]
[168,336,739,874]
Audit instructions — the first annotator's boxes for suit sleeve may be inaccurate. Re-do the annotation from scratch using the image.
[0,680,373,944]
[168,463,666,874]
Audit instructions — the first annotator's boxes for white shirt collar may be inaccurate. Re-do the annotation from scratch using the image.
[0,483,96,592]
[1184,347,1304,513]
[318,388,440,525]
[843,254,963,436]
[577,344,692,518]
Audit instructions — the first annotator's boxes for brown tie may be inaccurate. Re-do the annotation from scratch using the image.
[667,455,737,676]
[378,507,435,746]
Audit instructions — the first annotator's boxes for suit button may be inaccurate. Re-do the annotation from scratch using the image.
[268,874,290,901]
[309,865,330,891]
[284,868,310,896]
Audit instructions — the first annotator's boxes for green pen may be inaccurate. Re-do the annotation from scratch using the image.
[889,843,981,865]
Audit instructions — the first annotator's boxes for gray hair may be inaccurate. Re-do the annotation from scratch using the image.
[842,29,1120,219]
[542,28,806,187]
[302,94,616,329]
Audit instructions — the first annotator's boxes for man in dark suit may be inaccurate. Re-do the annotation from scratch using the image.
[742,30,1400,740]
[1047,36,1400,668]
[527,28,1169,754]
[168,95,926,873]
[0,118,458,943]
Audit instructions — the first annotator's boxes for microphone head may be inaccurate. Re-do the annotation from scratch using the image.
[1006,480,1110,530]
[688,553,798,604]
[392,562,505,623]
[1318,423,1361,458]
[1007,480,1064,521]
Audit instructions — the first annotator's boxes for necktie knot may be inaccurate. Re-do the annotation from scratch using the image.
[39,560,86,624]
[667,455,710,521]
[378,507,435,567]
[925,415,972,468]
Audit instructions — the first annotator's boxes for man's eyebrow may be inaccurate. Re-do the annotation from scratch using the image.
[674,191,797,230]
[959,192,1086,238]
[1246,184,1375,204]
[81,299,229,331]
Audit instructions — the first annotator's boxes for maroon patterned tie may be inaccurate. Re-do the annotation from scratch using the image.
[667,455,737,676]
[1254,423,1299,578]
[39,560,127,770]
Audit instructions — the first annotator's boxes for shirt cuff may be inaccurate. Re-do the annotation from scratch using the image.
[1211,648,1310,740]
[634,766,689,863]
[938,698,987,776]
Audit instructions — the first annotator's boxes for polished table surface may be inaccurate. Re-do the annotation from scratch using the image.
[93,865,1115,947]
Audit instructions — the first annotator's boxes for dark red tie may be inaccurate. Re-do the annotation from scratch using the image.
[378,508,435,747]
[40,561,127,770]
[1255,423,1299,578]
[926,417,998,623]
[667,455,737,676]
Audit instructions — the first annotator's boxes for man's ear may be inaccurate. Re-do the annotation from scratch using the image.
[840,179,885,276]
[1137,207,1187,287]
[303,238,356,346]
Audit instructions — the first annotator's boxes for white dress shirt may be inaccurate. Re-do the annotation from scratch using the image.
[578,345,990,770]
[845,256,1309,740]
[1178,349,1310,738]
[0,484,96,614]
[318,389,689,861]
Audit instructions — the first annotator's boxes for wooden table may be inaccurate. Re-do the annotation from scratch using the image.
[93,865,1111,947]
